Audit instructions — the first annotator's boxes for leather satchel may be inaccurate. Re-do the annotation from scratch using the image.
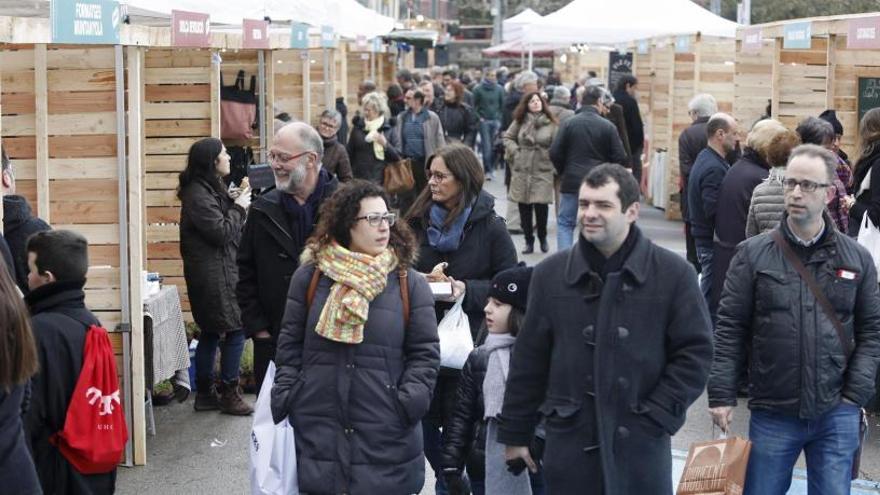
[383,158,415,195]
[770,229,865,480]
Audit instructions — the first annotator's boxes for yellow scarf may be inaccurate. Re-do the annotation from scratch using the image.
[364,115,386,161]
[314,242,398,344]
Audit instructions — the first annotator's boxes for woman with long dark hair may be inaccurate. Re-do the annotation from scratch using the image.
[849,108,880,236]
[504,92,558,253]
[271,180,439,493]
[438,81,478,146]
[406,144,517,494]
[178,137,253,415]
[0,264,40,494]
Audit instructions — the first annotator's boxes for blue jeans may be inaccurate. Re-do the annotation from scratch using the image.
[745,403,861,495]
[479,119,500,173]
[557,192,578,251]
[695,245,713,306]
[195,330,246,384]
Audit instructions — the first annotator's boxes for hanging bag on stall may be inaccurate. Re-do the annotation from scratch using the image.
[221,70,258,141]
[50,320,129,474]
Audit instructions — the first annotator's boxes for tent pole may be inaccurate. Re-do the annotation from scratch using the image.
[528,45,533,71]
[521,50,525,69]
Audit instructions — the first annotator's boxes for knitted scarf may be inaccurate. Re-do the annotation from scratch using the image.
[364,115,386,161]
[482,333,517,419]
[314,242,398,344]
[427,199,474,253]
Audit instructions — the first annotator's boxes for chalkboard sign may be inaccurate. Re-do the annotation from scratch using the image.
[608,52,633,92]
[858,77,880,121]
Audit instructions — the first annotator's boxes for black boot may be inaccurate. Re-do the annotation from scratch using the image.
[539,237,549,253]
[522,237,535,255]
[194,379,220,411]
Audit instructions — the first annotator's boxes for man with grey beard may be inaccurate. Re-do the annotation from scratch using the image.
[237,122,338,393]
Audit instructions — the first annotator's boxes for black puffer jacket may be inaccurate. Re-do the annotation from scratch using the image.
[347,116,402,184]
[271,263,440,495]
[709,217,880,418]
[179,177,244,333]
[2,195,50,292]
[437,102,478,146]
[549,107,628,194]
[850,150,880,236]
[439,346,489,478]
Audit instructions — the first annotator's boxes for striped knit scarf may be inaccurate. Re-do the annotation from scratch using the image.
[314,242,398,344]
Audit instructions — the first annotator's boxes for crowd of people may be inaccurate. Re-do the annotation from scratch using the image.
[2,60,880,495]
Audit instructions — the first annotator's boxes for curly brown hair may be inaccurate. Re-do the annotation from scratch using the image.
[512,91,556,125]
[303,180,417,268]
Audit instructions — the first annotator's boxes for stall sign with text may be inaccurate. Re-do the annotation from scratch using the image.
[783,22,812,49]
[171,10,210,47]
[243,19,269,49]
[51,0,121,44]
[848,16,880,50]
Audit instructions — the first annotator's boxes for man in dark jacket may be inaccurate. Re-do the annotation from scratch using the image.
[550,85,628,251]
[0,231,13,280]
[612,75,645,185]
[3,149,51,293]
[23,230,117,494]
[473,69,505,176]
[687,113,738,306]
[500,164,713,495]
[237,122,338,393]
[709,144,880,493]
[678,94,719,274]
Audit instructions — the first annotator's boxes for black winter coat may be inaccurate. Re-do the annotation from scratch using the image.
[709,218,880,418]
[410,190,518,334]
[0,232,14,284]
[678,118,741,222]
[687,147,730,246]
[2,195,50,293]
[502,90,523,132]
[612,90,644,150]
[710,148,770,314]
[439,346,489,479]
[850,150,880,236]
[24,281,116,495]
[437,102,478,147]
[236,177,338,338]
[179,178,244,333]
[347,116,402,184]
[0,384,41,495]
[271,264,440,495]
[549,107,628,194]
[499,229,713,495]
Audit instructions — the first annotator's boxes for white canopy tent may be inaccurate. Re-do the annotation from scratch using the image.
[501,8,542,43]
[121,0,395,39]
[521,0,739,45]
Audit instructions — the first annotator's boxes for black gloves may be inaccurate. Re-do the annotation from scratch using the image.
[441,467,471,495]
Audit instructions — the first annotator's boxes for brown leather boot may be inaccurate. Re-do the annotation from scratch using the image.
[218,380,254,416]
[193,379,220,411]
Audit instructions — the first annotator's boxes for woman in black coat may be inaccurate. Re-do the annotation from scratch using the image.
[178,138,252,415]
[405,144,517,493]
[348,92,402,185]
[438,81,478,147]
[271,181,439,494]
[850,108,880,237]
[0,265,40,495]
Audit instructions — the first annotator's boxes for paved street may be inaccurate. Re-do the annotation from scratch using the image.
[117,178,880,494]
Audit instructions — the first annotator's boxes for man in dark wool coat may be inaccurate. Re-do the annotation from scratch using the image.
[498,163,714,494]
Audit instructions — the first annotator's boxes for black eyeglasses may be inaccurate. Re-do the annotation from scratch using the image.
[782,178,830,193]
[356,212,397,227]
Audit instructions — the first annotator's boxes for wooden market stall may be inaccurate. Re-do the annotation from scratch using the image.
[0,14,394,467]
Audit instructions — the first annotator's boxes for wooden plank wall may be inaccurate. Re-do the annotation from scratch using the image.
[272,49,307,123]
[557,50,609,86]
[347,48,370,110]
[733,39,775,130]
[777,38,829,132]
[143,48,215,322]
[830,34,879,158]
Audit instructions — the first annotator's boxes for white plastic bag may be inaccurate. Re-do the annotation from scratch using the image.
[250,361,298,495]
[857,212,880,274]
[437,297,474,369]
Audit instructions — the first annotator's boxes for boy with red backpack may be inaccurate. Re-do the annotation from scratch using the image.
[23,230,123,494]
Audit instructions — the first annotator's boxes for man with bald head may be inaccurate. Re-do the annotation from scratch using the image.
[687,112,738,308]
[237,122,339,392]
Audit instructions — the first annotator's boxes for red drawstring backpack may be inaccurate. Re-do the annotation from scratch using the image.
[50,323,128,473]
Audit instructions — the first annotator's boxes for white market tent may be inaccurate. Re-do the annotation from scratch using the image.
[502,8,542,43]
[122,0,396,39]
[521,0,739,45]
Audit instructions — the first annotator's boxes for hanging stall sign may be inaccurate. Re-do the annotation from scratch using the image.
[321,25,337,48]
[242,19,269,49]
[608,51,633,90]
[848,16,880,50]
[356,35,368,51]
[783,21,812,49]
[290,22,309,49]
[741,27,762,53]
[675,35,691,53]
[637,40,649,54]
[171,10,210,47]
[51,0,121,44]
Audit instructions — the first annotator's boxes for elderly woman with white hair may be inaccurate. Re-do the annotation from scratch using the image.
[317,109,353,182]
[348,91,402,185]
[548,86,575,125]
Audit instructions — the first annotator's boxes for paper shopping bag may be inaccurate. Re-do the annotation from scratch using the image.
[250,361,298,495]
[676,436,751,495]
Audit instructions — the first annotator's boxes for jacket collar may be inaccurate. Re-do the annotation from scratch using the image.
[26,279,87,315]
[692,116,710,125]
[564,225,651,287]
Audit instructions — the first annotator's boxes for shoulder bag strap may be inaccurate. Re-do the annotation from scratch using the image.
[306,267,321,308]
[770,229,853,357]
[306,267,410,328]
